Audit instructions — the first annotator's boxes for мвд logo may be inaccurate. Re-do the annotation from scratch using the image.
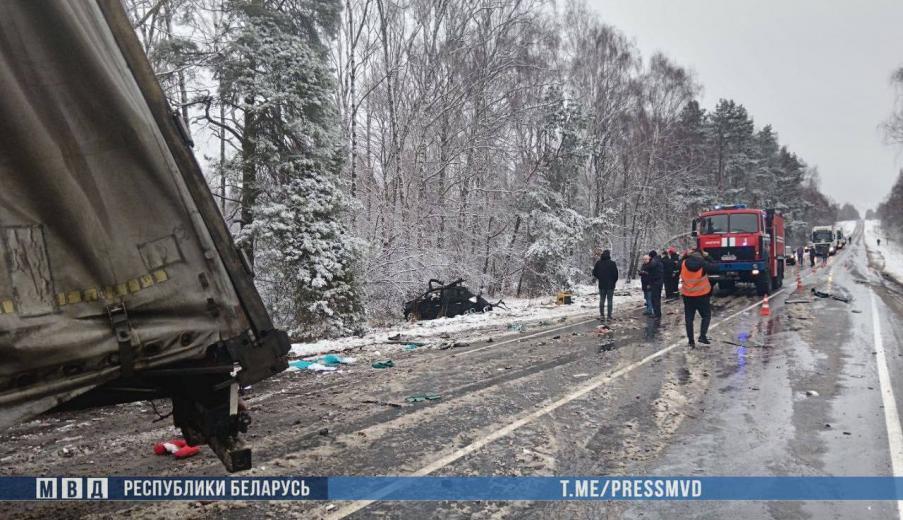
[35,478,108,500]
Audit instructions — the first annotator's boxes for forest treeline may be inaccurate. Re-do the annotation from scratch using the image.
[876,172,903,236]
[881,67,903,237]
[123,0,840,336]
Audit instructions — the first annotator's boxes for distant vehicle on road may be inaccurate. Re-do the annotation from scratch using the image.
[692,204,785,296]
[836,229,846,249]
[811,226,837,256]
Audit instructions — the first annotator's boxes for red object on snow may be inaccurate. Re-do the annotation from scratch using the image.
[173,445,201,459]
[594,325,612,335]
[153,439,188,456]
[760,294,771,317]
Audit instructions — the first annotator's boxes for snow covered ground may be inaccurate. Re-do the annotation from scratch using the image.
[290,282,644,359]
[865,219,903,284]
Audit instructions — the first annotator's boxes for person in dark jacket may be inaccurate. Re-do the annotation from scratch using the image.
[679,248,718,346]
[639,255,653,315]
[808,245,816,267]
[646,250,664,319]
[592,249,619,321]
[668,248,680,295]
[661,249,677,299]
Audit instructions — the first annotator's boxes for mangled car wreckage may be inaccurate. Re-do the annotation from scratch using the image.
[403,279,501,320]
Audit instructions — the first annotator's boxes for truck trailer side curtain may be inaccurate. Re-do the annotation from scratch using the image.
[0,0,287,439]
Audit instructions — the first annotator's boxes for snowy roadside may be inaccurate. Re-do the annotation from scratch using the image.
[864,219,903,284]
[289,282,644,360]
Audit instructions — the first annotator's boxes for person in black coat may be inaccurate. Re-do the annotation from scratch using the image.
[639,255,653,315]
[667,247,681,297]
[661,249,677,299]
[592,249,619,321]
[646,250,664,319]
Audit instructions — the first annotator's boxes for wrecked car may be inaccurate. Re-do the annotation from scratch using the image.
[403,279,498,320]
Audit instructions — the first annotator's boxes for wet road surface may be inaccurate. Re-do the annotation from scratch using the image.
[3,222,903,519]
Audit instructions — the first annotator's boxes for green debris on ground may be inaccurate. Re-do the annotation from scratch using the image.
[405,393,441,403]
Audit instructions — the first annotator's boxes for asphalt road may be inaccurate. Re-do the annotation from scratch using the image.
[2,221,903,519]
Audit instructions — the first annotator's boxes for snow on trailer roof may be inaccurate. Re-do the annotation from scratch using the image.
[699,207,771,215]
[836,220,857,236]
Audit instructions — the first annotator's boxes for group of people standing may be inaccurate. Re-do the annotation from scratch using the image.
[592,247,717,346]
[637,248,681,319]
[794,244,827,268]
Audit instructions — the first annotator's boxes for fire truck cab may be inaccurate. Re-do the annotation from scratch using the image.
[692,205,785,296]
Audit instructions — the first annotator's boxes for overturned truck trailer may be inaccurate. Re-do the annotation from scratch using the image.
[0,1,289,471]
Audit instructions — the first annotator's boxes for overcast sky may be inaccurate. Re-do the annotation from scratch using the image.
[587,0,903,212]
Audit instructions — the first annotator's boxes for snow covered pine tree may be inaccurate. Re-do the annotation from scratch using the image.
[218,1,364,340]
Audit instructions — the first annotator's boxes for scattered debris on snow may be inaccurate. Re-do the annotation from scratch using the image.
[288,361,337,372]
[153,439,200,459]
[438,341,469,350]
[289,283,642,359]
[405,393,441,403]
[362,399,402,408]
[811,287,852,303]
[508,323,526,333]
[594,325,612,335]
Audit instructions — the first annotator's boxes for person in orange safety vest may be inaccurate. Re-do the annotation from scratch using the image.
[679,248,718,347]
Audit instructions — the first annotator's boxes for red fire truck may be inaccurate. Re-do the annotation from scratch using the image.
[691,205,786,295]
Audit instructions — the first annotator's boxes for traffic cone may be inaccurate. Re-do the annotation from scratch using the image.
[796,271,803,291]
[760,294,771,316]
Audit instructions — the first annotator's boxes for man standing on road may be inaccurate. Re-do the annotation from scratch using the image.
[639,255,653,315]
[808,245,816,268]
[661,249,676,299]
[680,248,717,346]
[646,250,664,319]
[592,249,619,322]
[796,246,804,266]
[668,247,681,298]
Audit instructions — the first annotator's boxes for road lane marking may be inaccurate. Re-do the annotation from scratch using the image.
[327,289,786,518]
[870,291,903,520]
[457,316,598,357]
[458,300,655,358]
